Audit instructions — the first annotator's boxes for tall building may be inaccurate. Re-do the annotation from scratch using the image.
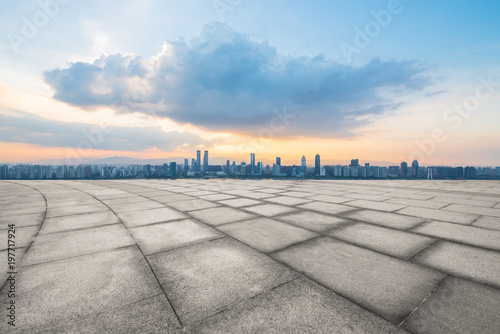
[350,159,359,167]
[250,153,255,175]
[412,160,419,178]
[184,159,189,172]
[401,161,408,178]
[301,156,306,175]
[191,158,196,171]
[170,162,177,177]
[196,150,201,172]
[276,157,281,166]
[315,154,320,176]
[257,162,263,175]
[226,160,231,174]
[203,150,208,172]
[0,165,7,179]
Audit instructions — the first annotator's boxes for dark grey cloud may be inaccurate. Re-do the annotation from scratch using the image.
[43,22,434,137]
[0,110,208,151]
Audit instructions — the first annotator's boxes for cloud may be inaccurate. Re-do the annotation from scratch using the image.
[0,109,208,151]
[43,22,434,137]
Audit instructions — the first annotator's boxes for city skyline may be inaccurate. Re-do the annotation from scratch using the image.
[1,1,499,165]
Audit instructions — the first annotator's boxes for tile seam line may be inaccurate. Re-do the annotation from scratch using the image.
[58,181,185,329]
[0,180,48,291]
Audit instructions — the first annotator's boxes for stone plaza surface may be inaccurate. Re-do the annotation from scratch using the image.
[1,179,499,333]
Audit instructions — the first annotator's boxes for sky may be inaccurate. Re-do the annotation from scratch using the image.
[1,0,499,166]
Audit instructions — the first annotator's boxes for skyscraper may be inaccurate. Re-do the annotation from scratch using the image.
[412,160,419,178]
[401,161,408,178]
[276,157,281,166]
[170,162,177,177]
[0,165,7,179]
[191,158,196,171]
[350,159,359,167]
[184,159,189,172]
[315,154,320,176]
[196,150,201,172]
[250,153,255,175]
[301,156,306,175]
[203,150,208,172]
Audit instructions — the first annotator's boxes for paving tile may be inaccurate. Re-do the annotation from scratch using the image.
[344,193,394,202]
[343,199,406,212]
[39,211,120,234]
[218,217,318,252]
[386,197,449,209]
[402,277,500,334]
[198,193,236,201]
[239,191,276,199]
[186,277,406,334]
[397,206,479,225]
[329,223,435,259]
[274,210,349,232]
[243,203,299,217]
[306,194,352,204]
[272,237,445,324]
[37,294,181,334]
[147,238,297,325]
[101,196,150,206]
[167,199,220,212]
[411,220,500,251]
[0,225,39,250]
[432,196,498,208]
[442,204,500,218]
[279,191,316,198]
[471,216,500,231]
[188,207,256,226]
[130,219,223,255]
[21,224,135,266]
[218,198,262,208]
[0,247,162,333]
[343,209,425,230]
[257,188,286,194]
[110,200,165,213]
[0,212,44,229]
[264,196,312,206]
[297,202,355,215]
[118,207,188,228]
[149,193,194,203]
[0,205,46,217]
[46,204,108,218]
[412,240,500,288]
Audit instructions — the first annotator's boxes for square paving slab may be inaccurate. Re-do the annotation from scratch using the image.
[186,277,406,334]
[329,223,436,259]
[188,207,256,226]
[130,219,223,255]
[402,276,500,334]
[343,209,425,230]
[217,198,262,208]
[21,224,135,266]
[397,206,479,225]
[117,207,188,228]
[297,202,355,215]
[39,211,120,234]
[147,238,297,325]
[411,240,500,288]
[167,199,220,211]
[218,217,318,252]
[274,210,350,232]
[243,203,299,217]
[0,246,162,333]
[272,237,445,324]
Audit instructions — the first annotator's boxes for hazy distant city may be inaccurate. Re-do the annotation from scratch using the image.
[2,150,499,180]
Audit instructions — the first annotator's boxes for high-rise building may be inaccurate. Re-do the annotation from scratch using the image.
[203,150,208,172]
[412,160,419,178]
[315,154,320,176]
[184,159,189,172]
[196,150,201,172]
[401,161,408,178]
[226,160,231,174]
[250,153,255,175]
[170,162,177,177]
[301,156,306,176]
[350,159,359,167]
[191,158,196,171]
[257,162,263,175]
[276,157,281,166]
[0,165,8,179]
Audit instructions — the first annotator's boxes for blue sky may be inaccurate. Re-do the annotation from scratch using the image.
[0,0,499,165]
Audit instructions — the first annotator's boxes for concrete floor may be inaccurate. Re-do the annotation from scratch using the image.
[1,179,499,333]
